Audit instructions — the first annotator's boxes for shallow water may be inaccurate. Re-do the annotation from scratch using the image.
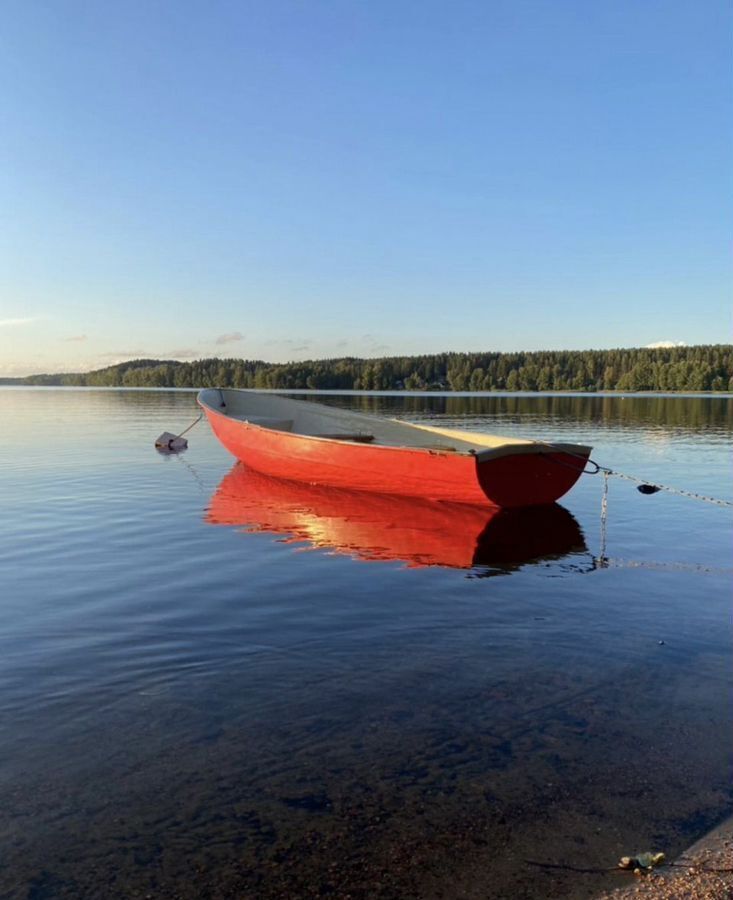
[1,388,731,899]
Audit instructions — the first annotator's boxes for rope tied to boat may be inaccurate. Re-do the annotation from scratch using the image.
[175,411,204,440]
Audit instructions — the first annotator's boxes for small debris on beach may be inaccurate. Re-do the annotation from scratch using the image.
[618,851,666,873]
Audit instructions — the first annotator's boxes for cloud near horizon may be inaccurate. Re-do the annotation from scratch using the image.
[215,331,244,345]
[645,340,687,349]
[163,348,198,359]
[0,316,40,327]
[63,334,88,342]
[96,349,149,360]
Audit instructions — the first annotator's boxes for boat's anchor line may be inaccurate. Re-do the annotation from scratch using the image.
[600,469,609,565]
[173,452,210,495]
[535,441,733,508]
[594,466,733,507]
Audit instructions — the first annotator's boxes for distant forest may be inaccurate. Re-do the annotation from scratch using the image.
[12,345,733,392]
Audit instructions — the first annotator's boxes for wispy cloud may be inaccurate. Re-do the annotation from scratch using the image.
[162,348,198,359]
[215,331,244,345]
[63,334,88,342]
[263,338,312,348]
[0,317,39,328]
[280,339,313,356]
[96,349,149,360]
[94,348,199,364]
[359,333,390,355]
[645,340,686,349]
[0,361,46,377]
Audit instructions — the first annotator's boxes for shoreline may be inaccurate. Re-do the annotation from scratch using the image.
[2,384,733,398]
[595,815,733,899]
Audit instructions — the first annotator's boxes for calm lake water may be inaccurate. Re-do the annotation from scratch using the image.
[1,388,731,900]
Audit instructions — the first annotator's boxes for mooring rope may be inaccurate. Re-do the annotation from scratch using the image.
[174,411,203,441]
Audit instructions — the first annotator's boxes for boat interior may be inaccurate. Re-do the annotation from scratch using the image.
[198,389,590,459]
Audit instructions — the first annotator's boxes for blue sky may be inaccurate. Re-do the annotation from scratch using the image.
[1,0,730,375]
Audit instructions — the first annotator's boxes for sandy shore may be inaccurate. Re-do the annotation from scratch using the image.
[595,817,733,900]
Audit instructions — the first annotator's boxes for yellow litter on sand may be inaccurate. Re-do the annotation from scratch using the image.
[618,851,666,874]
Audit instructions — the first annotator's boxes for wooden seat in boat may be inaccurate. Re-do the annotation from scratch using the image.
[313,433,375,443]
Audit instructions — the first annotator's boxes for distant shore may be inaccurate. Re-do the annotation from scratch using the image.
[4,345,732,393]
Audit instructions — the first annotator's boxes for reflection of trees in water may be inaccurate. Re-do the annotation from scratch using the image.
[311,393,733,432]
[27,387,731,433]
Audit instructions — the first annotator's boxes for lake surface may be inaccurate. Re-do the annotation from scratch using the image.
[1,388,731,900]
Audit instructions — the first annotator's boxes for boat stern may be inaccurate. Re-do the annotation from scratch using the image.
[474,444,592,507]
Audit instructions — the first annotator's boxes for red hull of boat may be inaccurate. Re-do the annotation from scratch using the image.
[200,404,589,507]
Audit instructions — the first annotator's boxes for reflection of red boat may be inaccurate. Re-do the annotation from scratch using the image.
[206,464,587,570]
[198,390,591,507]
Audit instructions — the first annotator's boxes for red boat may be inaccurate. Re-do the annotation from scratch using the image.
[207,464,586,570]
[198,389,591,508]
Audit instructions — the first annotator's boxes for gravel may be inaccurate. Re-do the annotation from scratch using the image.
[595,817,733,900]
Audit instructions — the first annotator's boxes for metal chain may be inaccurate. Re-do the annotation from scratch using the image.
[599,470,609,567]
[533,440,733,508]
[602,467,733,508]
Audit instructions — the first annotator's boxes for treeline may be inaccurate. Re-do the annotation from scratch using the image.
[19,345,733,392]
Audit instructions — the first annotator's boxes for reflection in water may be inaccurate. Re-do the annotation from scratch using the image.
[292,392,733,433]
[1,389,731,900]
[207,463,587,572]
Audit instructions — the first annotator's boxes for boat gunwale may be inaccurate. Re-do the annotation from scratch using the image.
[197,390,593,464]
[197,394,474,458]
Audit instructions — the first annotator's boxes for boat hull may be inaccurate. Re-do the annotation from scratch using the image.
[199,402,589,507]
